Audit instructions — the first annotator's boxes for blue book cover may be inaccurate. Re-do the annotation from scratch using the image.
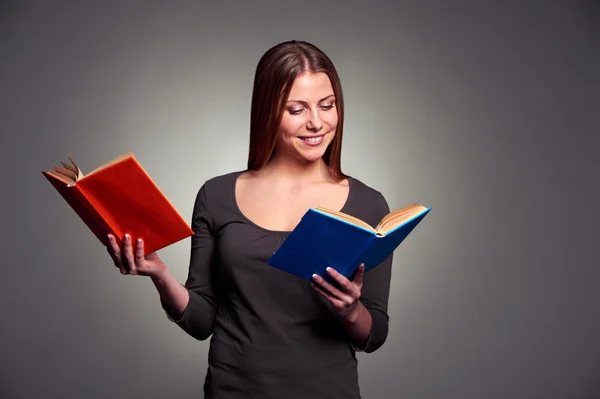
[267,204,431,281]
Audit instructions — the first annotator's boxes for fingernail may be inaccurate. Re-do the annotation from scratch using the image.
[312,274,318,279]
[326,267,332,272]
[124,234,130,241]
[137,238,142,244]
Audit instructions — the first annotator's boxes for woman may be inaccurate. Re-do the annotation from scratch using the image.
[107,40,393,399]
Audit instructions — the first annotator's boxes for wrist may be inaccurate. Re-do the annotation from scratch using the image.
[343,302,364,325]
[150,265,170,284]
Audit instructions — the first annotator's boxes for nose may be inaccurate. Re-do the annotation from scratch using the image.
[306,109,323,131]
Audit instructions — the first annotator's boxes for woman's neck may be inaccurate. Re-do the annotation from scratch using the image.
[257,154,332,184]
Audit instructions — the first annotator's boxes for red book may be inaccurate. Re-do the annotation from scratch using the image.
[42,152,194,255]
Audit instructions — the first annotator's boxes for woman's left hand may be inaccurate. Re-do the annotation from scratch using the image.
[311,264,365,321]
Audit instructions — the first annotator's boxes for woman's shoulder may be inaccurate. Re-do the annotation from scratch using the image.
[348,176,389,207]
[203,170,245,189]
[347,175,391,219]
[193,169,245,206]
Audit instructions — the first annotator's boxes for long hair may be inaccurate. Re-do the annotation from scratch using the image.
[247,40,346,181]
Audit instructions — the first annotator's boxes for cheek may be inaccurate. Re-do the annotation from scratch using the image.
[279,117,304,138]
[324,112,339,129]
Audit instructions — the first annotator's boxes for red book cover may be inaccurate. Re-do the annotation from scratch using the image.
[42,153,194,255]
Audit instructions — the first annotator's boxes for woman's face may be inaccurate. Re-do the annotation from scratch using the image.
[275,72,338,163]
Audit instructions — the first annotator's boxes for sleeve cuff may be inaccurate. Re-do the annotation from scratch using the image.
[350,333,371,352]
[160,291,193,324]
[350,307,389,353]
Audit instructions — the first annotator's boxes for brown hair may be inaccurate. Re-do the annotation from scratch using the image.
[247,40,346,181]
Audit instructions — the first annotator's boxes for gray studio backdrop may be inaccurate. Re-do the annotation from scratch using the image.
[1,1,598,398]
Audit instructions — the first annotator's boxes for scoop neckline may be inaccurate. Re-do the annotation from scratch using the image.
[231,170,353,235]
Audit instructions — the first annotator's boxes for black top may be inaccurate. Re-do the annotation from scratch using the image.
[162,171,393,399]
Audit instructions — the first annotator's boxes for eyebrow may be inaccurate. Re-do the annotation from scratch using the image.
[286,94,335,105]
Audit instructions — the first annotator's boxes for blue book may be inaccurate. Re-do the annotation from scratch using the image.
[267,203,431,281]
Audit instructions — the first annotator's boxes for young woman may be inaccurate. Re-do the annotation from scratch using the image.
[107,40,393,399]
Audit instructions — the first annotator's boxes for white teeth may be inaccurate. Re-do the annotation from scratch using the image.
[302,136,323,143]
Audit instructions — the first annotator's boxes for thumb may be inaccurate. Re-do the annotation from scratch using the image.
[353,263,365,286]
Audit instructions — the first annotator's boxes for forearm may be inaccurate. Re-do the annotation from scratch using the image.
[150,268,190,320]
[152,266,216,341]
[342,301,372,347]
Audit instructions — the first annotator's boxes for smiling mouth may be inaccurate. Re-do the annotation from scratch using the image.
[298,134,325,144]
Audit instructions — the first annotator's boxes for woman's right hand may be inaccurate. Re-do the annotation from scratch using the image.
[106,234,167,279]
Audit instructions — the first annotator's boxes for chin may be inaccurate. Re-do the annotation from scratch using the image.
[300,152,327,163]
[293,145,330,163]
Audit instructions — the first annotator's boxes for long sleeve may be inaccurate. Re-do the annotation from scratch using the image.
[162,184,217,341]
[353,192,393,353]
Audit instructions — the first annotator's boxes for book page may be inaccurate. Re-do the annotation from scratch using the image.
[52,166,78,183]
[313,206,376,232]
[86,152,133,177]
[47,153,132,186]
[68,156,84,180]
[49,156,84,184]
[46,169,75,185]
[375,203,429,235]
[60,161,78,176]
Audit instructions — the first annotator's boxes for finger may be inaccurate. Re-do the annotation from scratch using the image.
[312,273,347,301]
[106,235,127,275]
[312,282,345,309]
[325,267,357,295]
[352,263,365,287]
[122,234,136,275]
[135,238,145,268]
[106,234,120,263]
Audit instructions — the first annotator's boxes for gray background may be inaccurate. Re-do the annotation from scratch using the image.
[1,1,599,398]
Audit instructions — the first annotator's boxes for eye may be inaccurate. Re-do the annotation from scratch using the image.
[287,108,304,115]
[320,104,335,110]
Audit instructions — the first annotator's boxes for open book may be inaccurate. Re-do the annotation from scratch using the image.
[42,152,194,255]
[267,203,431,280]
